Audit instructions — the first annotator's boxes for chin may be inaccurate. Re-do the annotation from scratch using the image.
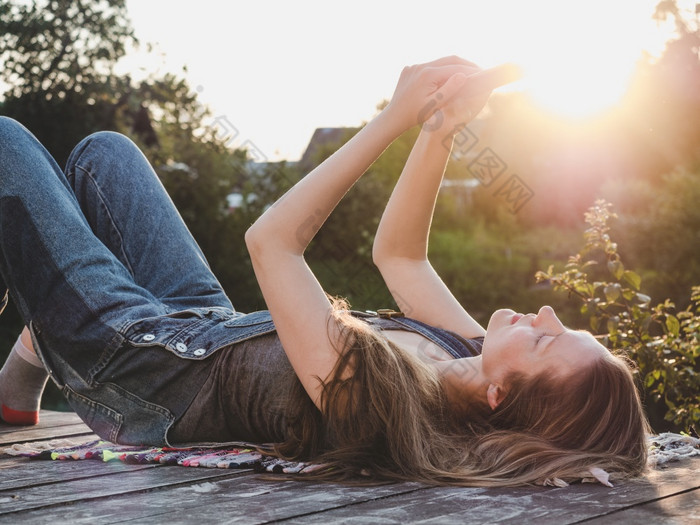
[487,308,515,330]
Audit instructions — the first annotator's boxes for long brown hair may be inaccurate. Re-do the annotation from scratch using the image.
[274,306,650,486]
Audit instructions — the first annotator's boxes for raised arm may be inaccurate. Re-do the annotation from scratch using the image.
[245,57,475,409]
[373,64,520,338]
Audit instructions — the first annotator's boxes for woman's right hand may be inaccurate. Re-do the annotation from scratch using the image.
[425,62,522,136]
[385,56,478,132]
[385,56,521,134]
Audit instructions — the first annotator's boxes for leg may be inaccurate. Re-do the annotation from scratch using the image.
[64,132,232,312]
[0,119,228,439]
[0,117,164,379]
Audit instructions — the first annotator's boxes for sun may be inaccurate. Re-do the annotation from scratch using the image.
[503,0,670,119]
[518,55,635,119]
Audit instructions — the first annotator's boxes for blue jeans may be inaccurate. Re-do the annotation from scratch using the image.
[0,117,275,445]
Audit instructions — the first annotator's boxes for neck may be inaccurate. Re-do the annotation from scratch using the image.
[434,355,490,419]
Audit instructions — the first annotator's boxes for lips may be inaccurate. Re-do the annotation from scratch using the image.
[510,313,523,325]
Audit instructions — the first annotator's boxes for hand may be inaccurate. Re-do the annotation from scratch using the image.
[423,63,522,135]
[385,56,480,132]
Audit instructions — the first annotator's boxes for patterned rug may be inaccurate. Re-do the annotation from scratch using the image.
[3,432,698,484]
[3,438,323,474]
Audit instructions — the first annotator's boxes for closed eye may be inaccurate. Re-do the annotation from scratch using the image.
[535,334,549,349]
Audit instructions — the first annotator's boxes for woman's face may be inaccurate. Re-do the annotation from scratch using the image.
[481,305,608,385]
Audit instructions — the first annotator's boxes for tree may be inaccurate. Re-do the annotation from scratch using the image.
[0,0,134,99]
[0,1,298,409]
[0,0,149,163]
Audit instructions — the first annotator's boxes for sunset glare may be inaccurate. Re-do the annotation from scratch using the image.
[123,0,679,158]
[509,2,673,118]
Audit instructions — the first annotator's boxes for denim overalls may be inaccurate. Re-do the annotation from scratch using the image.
[0,117,481,446]
[0,117,279,444]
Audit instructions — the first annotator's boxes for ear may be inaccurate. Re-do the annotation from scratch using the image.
[487,383,506,410]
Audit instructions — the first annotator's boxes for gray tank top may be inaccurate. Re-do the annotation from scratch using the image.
[169,318,483,445]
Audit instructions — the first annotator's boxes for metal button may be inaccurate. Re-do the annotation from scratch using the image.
[175,342,188,353]
[376,309,404,319]
[193,348,206,356]
[143,334,155,341]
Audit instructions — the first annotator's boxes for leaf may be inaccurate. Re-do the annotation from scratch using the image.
[623,270,642,290]
[607,259,624,280]
[622,289,636,300]
[666,315,680,337]
[636,293,651,305]
[604,284,621,302]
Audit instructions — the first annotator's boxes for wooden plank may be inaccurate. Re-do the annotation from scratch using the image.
[0,473,425,524]
[589,488,700,524]
[270,460,700,524]
[0,410,83,436]
[0,411,93,445]
[0,456,159,491]
[0,424,93,446]
[0,409,696,524]
[1,460,697,524]
[0,464,254,516]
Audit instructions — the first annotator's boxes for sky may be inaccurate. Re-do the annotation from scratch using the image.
[121,0,682,161]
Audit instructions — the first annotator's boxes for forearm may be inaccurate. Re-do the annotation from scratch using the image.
[373,126,453,263]
[246,108,405,255]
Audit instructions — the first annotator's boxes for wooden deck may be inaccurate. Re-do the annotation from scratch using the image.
[1,411,698,524]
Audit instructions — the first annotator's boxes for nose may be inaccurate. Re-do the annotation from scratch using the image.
[533,305,563,329]
[537,305,555,317]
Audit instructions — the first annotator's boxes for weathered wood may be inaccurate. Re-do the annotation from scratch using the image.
[0,474,424,524]
[0,410,83,436]
[0,456,158,491]
[5,463,699,525]
[591,488,700,524]
[0,462,253,516]
[271,460,700,524]
[0,411,697,524]
[0,424,93,446]
[0,410,93,445]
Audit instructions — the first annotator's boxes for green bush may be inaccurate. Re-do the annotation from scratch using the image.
[536,200,699,433]
[601,166,700,309]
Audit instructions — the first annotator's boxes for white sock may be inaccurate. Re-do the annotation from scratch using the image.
[0,333,49,425]
[13,334,44,368]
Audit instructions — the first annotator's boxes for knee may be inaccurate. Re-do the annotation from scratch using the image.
[0,118,54,175]
[72,130,136,156]
[0,117,34,147]
[82,130,134,148]
[0,116,24,133]
[66,131,141,175]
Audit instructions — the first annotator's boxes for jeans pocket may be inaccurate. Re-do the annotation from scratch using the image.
[63,384,123,443]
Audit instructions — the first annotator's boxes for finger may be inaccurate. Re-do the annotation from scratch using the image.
[431,72,471,108]
[417,55,479,70]
[462,63,523,95]
[423,64,481,89]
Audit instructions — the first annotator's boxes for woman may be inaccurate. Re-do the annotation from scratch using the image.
[0,56,649,486]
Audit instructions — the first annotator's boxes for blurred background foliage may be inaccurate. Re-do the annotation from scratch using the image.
[0,0,698,432]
